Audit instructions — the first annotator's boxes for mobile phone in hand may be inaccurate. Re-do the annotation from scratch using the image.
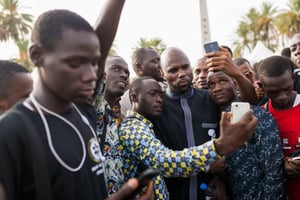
[204,41,220,53]
[231,102,250,123]
[136,168,160,194]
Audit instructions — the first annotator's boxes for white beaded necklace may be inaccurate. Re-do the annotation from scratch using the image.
[30,94,105,172]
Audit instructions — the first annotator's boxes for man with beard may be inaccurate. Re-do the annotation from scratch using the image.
[154,46,257,200]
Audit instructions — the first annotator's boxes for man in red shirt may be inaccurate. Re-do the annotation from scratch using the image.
[257,55,300,200]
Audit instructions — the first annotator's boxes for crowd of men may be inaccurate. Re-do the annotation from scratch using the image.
[0,0,300,199]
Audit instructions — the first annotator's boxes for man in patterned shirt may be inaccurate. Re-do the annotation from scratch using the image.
[207,70,286,199]
[90,56,130,195]
[119,76,258,199]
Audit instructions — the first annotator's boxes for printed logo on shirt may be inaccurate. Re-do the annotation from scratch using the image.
[202,123,217,129]
[88,137,104,176]
[208,129,216,139]
[88,137,102,163]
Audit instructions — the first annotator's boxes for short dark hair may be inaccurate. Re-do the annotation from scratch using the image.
[233,57,251,68]
[0,60,29,98]
[132,47,156,71]
[281,47,291,58]
[31,9,95,51]
[221,45,233,58]
[129,76,154,103]
[257,56,295,78]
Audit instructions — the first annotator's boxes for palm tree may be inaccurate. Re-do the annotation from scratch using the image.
[10,38,34,70]
[257,2,279,51]
[0,0,33,70]
[232,2,279,56]
[0,0,33,42]
[275,0,300,45]
[132,37,167,54]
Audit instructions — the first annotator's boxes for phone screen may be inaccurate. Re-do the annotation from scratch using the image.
[204,41,220,53]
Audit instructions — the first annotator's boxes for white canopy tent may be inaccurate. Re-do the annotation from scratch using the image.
[247,41,275,65]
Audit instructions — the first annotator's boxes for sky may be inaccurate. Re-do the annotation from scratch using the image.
[0,0,289,69]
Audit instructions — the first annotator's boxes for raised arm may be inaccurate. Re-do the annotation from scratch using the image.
[94,0,126,78]
[205,47,258,104]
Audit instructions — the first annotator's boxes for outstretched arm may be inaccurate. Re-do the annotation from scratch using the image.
[94,0,126,78]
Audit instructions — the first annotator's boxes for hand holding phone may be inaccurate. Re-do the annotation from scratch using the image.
[231,102,250,123]
[204,41,220,53]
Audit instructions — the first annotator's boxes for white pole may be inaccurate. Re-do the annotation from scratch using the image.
[199,0,211,45]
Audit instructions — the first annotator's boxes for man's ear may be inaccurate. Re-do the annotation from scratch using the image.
[134,63,143,77]
[29,45,44,67]
[129,93,138,103]
[233,79,238,89]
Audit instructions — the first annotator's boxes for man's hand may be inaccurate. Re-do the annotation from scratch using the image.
[205,47,258,104]
[205,47,240,77]
[208,176,227,200]
[214,110,258,156]
[106,178,154,200]
[209,157,227,174]
[284,157,300,178]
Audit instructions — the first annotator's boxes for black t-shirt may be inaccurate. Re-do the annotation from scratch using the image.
[0,102,107,200]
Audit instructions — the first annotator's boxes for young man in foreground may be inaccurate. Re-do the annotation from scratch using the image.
[0,2,153,200]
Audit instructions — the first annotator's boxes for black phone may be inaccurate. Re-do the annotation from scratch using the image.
[204,41,220,53]
[136,168,160,194]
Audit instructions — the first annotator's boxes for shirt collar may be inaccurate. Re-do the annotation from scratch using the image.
[126,110,153,128]
[165,87,194,100]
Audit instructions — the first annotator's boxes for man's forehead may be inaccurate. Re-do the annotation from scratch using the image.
[145,49,159,57]
[142,79,160,88]
[291,33,300,46]
[207,71,228,80]
[105,57,128,68]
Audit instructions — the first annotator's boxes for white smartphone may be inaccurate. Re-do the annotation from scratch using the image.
[231,102,250,123]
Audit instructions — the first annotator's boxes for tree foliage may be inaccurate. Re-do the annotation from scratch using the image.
[0,0,33,70]
[132,37,167,54]
[232,0,300,57]
[232,2,279,57]
[0,0,33,42]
